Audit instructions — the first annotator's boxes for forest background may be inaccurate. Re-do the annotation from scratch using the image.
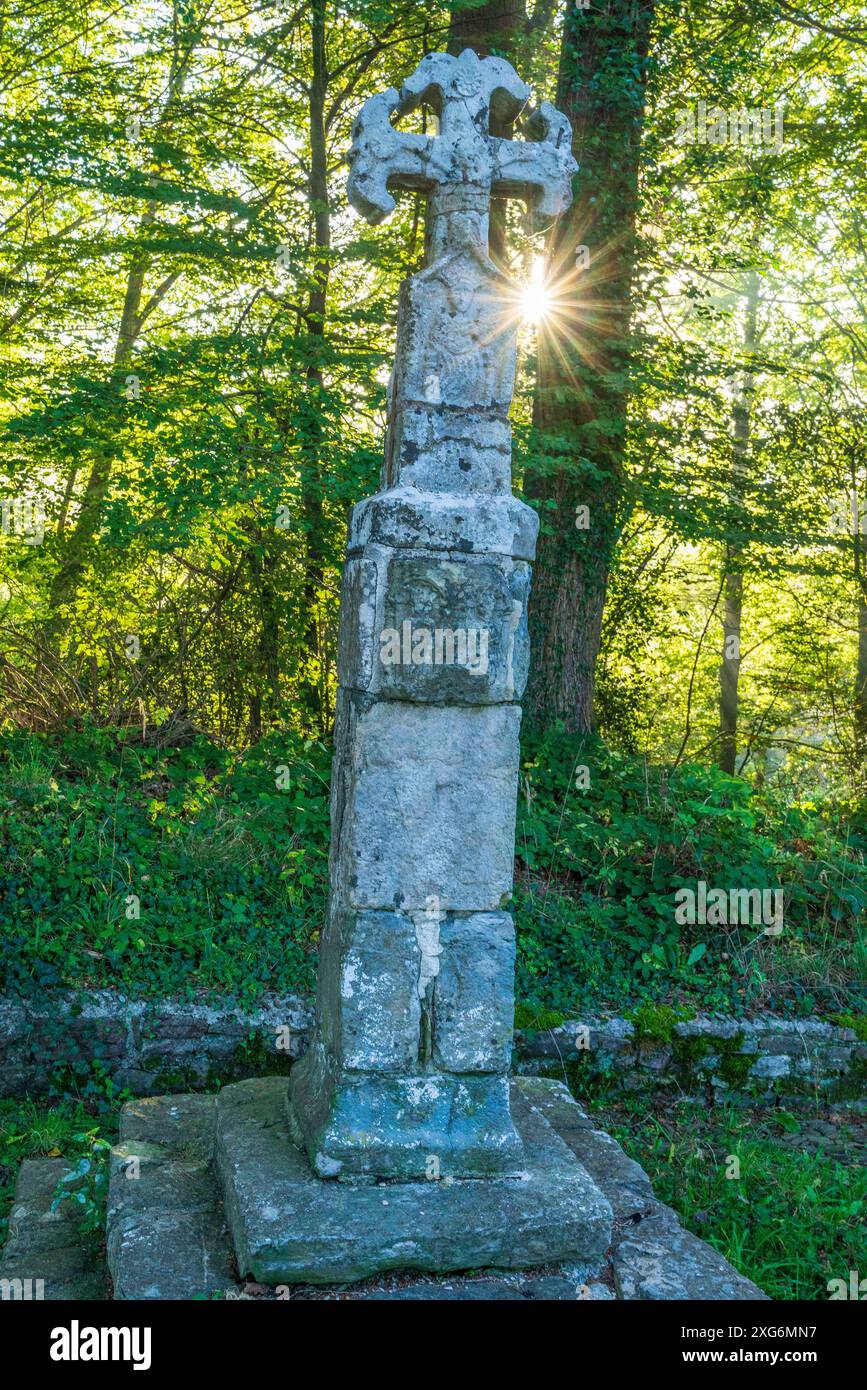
[0,0,865,1022]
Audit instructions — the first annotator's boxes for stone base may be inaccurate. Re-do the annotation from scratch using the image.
[217,1076,613,1284]
[287,1044,523,1180]
[2,1078,769,1300]
[105,1095,235,1300]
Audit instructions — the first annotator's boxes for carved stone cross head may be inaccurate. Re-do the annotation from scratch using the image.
[347,49,576,258]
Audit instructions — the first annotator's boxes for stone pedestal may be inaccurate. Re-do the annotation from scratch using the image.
[97,1078,767,1299]
[222,1078,611,1284]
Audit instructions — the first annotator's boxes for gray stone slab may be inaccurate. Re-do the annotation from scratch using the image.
[118,1093,216,1156]
[216,1076,612,1285]
[109,1209,234,1300]
[108,1150,217,1223]
[1,1244,92,1282]
[513,1077,654,1218]
[613,1204,769,1301]
[108,1092,234,1300]
[5,1160,89,1259]
[6,1156,69,1208]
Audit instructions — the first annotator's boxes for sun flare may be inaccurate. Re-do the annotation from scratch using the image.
[520,257,553,324]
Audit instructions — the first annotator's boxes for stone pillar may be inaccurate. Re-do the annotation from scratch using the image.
[287,48,577,1181]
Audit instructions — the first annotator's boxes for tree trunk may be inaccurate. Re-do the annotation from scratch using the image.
[297,0,332,733]
[447,0,524,56]
[718,269,759,775]
[525,1,656,733]
[856,589,867,763]
[852,451,867,765]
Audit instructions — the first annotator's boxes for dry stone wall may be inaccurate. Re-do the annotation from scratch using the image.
[1,991,863,1105]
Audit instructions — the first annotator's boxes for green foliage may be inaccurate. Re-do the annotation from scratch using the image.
[1,725,861,1026]
[49,1133,112,1239]
[608,1101,867,1301]
[0,728,330,1003]
[515,727,865,1017]
[630,1003,694,1044]
[513,1004,566,1032]
[831,1013,867,1044]
[0,1094,119,1248]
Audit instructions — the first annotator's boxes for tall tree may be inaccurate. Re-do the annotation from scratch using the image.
[524,0,656,732]
[718,268,760,774]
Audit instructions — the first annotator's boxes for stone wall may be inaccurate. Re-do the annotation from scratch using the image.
[0,992,312,1098]
[0,991,863,1105]
[517,1015,866,1106]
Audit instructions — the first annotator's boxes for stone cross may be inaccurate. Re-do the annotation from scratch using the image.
[288,50,577,1181]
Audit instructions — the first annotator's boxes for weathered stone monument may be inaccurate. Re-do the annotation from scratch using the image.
[102,50,618,1293]
[246,48,613,1278]
[287,48,578,1184]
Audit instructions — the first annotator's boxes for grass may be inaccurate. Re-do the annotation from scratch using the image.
[599,1094,866,1300]
[0,1094,121,1249]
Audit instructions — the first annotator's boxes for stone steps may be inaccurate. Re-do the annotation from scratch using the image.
[2,1076,768,1300]
[106,1094,235,1300]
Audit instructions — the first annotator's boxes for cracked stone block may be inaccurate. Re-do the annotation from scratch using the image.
[107,1149,217,1227]
[433,912,515,1072]
[316,907,422,1073]
[349,489,538,562]
[339,548,531,704]
[330,694,521,914]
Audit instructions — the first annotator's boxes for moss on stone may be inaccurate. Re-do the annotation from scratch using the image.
[831,1012,867,1043]
[211,1033,294,1088]
[513,1004,567,1032]
[715,1038,758,1087]
[671,1034,713,1085]
[629,1003,695,1045]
